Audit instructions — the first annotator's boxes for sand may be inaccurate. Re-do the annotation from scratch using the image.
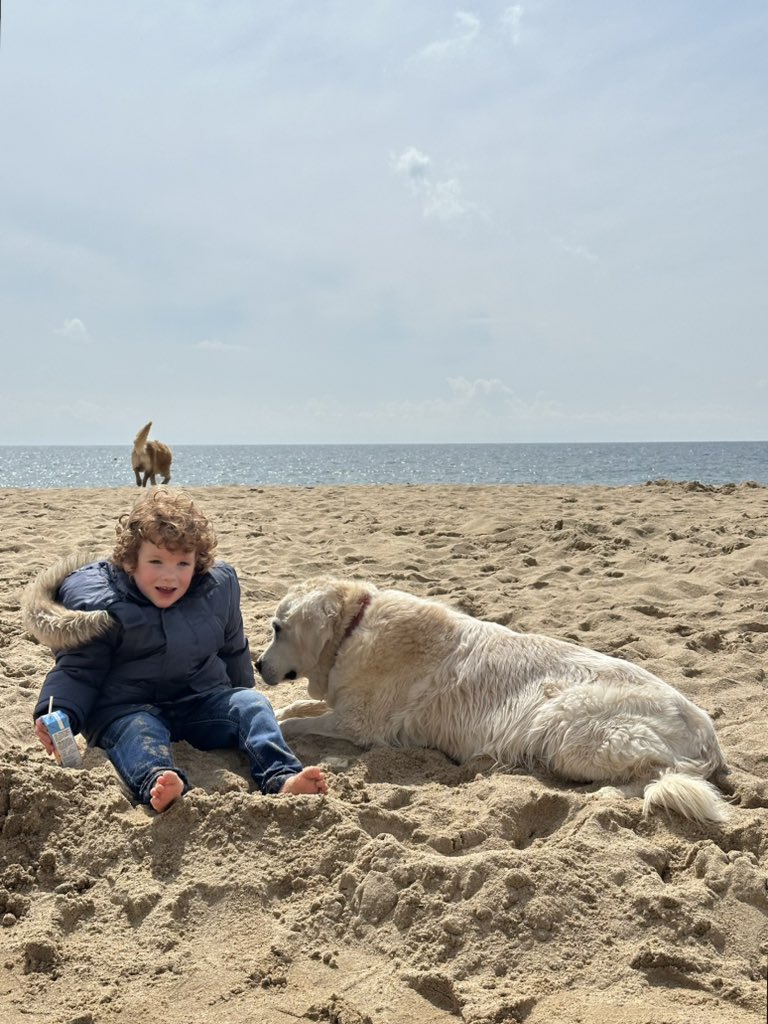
[0,482,767,1024]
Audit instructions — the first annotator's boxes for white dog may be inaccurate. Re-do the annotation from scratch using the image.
[257,577,729,825]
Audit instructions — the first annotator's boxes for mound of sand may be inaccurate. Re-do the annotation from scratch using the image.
[1,483,766,1023]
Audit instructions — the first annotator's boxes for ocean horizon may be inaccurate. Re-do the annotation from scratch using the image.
[0,441,765,489]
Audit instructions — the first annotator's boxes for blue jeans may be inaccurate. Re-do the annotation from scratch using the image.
[98,688,303,806]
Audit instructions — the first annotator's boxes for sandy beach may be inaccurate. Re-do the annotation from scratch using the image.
[1,482,767,1024]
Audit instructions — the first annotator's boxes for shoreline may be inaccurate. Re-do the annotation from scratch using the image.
[1,477,765,492]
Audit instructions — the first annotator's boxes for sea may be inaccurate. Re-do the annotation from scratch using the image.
[0,441,765,489]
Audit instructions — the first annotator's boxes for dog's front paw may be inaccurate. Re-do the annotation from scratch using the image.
[275,698,328,723]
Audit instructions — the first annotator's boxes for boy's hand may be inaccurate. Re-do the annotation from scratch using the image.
[34,718,55,756]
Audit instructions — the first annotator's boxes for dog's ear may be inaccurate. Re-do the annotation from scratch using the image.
[297,586,344,642]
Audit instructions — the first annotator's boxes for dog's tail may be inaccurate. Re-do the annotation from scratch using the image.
[133,421,153,448]
[643,767,729,825]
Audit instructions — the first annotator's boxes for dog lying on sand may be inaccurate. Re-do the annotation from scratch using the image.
[131,421,172,487]
[257,577,729,825]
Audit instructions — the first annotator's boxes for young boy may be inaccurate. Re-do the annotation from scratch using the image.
[26,488,327,812]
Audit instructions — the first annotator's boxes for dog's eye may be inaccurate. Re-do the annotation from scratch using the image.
[272,621,281,636]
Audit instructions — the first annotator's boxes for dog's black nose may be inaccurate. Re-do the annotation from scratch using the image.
[286,670,297,681]
[255,657,263,674]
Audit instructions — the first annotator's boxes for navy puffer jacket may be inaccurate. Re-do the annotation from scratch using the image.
[30,559,255,744]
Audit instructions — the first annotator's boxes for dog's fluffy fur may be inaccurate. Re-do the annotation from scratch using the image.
[21,550,113,651]
[131,421,172,487]
[258,577,729,825]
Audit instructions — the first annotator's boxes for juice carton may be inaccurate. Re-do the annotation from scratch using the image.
[40,709,82,768]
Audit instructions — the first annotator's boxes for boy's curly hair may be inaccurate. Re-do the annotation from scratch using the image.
[112,488,217,574]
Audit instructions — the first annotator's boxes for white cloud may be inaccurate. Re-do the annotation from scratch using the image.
[390,146,432,184]
[288,383,562,443]
[423,178,470,220]
[501,5,524,46]
[555,237,599,263]
[391,146,477,221]
[447,377,515,402]
[294,379,575,443]
[53,317,91,343]
[417,11,481,60]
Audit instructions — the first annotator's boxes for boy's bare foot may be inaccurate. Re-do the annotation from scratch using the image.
[150,770,185,812]
[279,765,328,796]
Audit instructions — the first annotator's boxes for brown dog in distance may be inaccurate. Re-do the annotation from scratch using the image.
[131,422,173,487]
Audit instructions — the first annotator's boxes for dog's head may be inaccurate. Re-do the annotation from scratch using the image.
[256,577,373,699]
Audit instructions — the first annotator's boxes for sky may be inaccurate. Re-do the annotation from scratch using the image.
[1,2,767,445]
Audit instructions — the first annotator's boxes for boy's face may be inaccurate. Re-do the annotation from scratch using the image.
[130,541,196,608]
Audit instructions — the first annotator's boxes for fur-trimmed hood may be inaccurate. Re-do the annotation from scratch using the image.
[21,550,115,650]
